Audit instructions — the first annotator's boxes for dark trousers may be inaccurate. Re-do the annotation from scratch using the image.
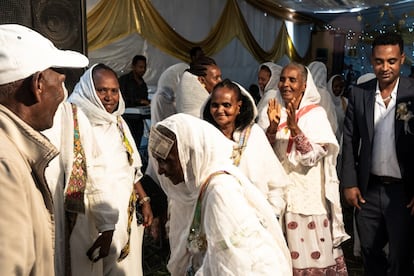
[356,176,414,276]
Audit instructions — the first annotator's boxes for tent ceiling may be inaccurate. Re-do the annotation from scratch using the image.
[274,0,411,14]
[272,0,414,32]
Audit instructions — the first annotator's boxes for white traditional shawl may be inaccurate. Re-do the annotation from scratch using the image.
[327,74,343,107]
[176,71,209,118]
[256,62,283,117]
[151,63,189,125]
[69,64,124,125]
[257,62,282,97]
[308,61,338,134]
[256,62,283,129]
[68,64,144,274]
[276,67,349,246]
[43,101,119,275]
[68,63,142,178]
[152,114,291,276]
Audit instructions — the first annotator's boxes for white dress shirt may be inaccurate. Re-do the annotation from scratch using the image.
[371,79,402,178]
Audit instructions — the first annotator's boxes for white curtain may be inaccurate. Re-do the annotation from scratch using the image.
[87,0,312,89]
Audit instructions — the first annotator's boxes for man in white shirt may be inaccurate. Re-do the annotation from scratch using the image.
[341,32,414,276]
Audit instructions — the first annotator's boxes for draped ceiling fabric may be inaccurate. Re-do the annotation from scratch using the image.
[86,0,314,88]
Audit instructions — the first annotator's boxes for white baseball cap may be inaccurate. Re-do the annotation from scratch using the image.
[0,24,89,85]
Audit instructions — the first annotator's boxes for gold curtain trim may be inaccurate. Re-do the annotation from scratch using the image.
[244,0,317,24]
[87,0,312,63]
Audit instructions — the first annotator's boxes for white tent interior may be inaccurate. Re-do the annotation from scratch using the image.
[86,0,310,90]
[86,0,414,90]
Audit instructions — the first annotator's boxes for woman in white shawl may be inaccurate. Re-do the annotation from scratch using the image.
[201,79,289,218]
[150,62,189,125]
[149,113,292,275]
[68,63,153,276]
[256,62,283,128]
[265,62,349,274]
[308,61,338,135]
[176,56,222,117]
[146,62,189,241]
[43,88,119,276]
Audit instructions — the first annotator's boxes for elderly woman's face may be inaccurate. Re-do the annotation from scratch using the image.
[278,65,306,105]
[93,69,120,113]
[209,86,241,131]
[155,142,184,185]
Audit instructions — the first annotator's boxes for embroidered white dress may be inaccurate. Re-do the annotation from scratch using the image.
[44,102,119,276]
[270,68,349,275]
[69,64,145,276]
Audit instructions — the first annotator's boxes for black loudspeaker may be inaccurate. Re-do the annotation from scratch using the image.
[0,0,87,92]
[0,0,32,26]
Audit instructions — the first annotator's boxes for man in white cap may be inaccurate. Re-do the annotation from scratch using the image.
[0,24,88,275]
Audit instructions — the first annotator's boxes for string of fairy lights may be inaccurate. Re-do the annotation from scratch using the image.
[316,5,414,75]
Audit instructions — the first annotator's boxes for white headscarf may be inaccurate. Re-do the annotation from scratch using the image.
[150,114,291,275]
[151,62,189,125]
[308,61,338,133]
[156,63,189,102]
[327,74,344,106]
[151,114,234,275]
[176,70,209,118]
[299,66,321,108]
[308,61,327,89]
[258,62,282,97]
[68,63,142,172]
[68,63,125,125]
[256,62,283,126]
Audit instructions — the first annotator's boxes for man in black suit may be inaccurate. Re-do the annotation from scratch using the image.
[341,33,414,276]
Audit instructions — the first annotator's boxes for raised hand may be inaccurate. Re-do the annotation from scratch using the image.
[286,97,301,136]
[267,98,282,129]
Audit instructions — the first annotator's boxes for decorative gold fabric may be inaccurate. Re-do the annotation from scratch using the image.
[118,190,137,261]
[116,116,134,166]
[87,0,312,63]
[65,103,87,214]
[245,0,317,23]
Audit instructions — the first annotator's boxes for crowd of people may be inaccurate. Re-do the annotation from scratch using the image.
[1,23,414,276]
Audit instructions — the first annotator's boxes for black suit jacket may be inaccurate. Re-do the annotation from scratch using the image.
[341,77,414,199]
